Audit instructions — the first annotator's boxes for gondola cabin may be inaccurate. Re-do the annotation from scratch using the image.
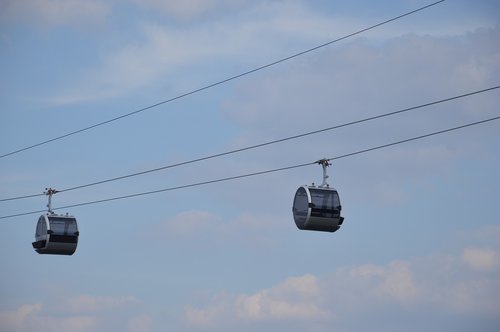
[293,185,343,232]
[32,214,79,255]
[292,159,344,232]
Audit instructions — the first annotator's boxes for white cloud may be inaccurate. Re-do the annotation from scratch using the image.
[224,27,500,132]
[46,21,232,103]
[43,2,499,107]
[236,292,325,321]
[274,273,321,297]
[235,274,325,321]
[184,299,225,327]
[0,294,143,332]
[129,0,247,21]
[46,1,362,104]
[462,247,500,271]
[0,303,96,332]
[182,244,500,330]
[0,0,109,27]
[349,261,418,304]
[185,274,326,327]
[0,304,42,331]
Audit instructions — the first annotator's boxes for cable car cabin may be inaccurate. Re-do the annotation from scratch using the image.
[293,186,344,232]
[32,214,79,255]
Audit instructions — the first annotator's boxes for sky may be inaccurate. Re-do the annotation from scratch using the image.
[0,0,499,331]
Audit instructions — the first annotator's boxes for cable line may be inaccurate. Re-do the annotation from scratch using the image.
[325,116,500,161]
[1,114,498,220]
[0,193,46,202]
[0,0,446,160]
[1,84,498,203]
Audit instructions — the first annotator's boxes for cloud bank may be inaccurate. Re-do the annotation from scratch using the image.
[183,241,500,331]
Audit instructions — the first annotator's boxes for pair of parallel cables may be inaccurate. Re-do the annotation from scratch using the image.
[2,85,499,219]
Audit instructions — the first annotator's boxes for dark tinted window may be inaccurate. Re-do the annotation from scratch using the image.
[293,187,309,223]
[309,189,340,210]
[35,216,46,237]
[48,217,77,235]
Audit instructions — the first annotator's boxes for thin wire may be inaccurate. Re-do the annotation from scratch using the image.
[0,193,45,202]
[2,84,496,203]
[1,114,497,220]
[0,0,446,160]
[327,116,500,161]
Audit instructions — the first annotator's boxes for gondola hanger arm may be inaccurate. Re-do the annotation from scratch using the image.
[44,188,59,214]
[315,159,331,188]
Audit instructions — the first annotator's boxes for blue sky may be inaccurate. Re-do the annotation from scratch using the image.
[1,0,499,331]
